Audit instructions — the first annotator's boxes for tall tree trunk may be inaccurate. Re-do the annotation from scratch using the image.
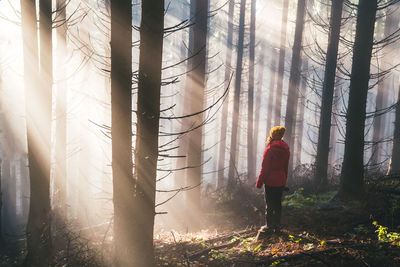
[254,50,265,161]
[266,48,277,138]
[23,0,53,264]
[217,0,235,189]
[174,0,195,192]
[283,0,307,179]
[247,0,256,185]
[228,0,246,190]
[388,82,400,174]
[0,70,2,244]
[132,0,164,265]
[111,0,135,265]
[20,157,29,223]
[372,7,397,169]
[387,5,400,174]
[186,0,209,217]
[4,161,16,234]
[314,0,344,188]
[339,0,377,198]
[2,160,10,233]
[295,59,308,167]
[54,0,67,225]
[0,159,2,246]
[274,0,289,126]
[172,0,192,230]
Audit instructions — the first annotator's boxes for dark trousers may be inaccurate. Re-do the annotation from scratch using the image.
[264,185,284,229]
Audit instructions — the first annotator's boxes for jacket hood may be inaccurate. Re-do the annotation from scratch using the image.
[268,140,290,158]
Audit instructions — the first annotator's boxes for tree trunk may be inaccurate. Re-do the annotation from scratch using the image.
[266,48,277,138]
[172,0,192,231]
[0,70,2,244]
[217,0,235,189]
[372,6,398,169]
[0,159,2,246]
[328,81,338,174]
[111,0,135,265]
[54,0,67,226]
[314,0,344,188]
[174,0,195,192]
[2,160,10,234]
[23,0,53,264]
[254,49,265,161]
[4,160,16,234]
[185,0,209,218]
[247,0,256,185]
[339,0,377,198]
[274,0,289,126]
[295,59,308,167]
[283,0,307,179]
[228,0,247,190]
[132,0,164,265]
[20,157,29,223]
[388,82,400,174]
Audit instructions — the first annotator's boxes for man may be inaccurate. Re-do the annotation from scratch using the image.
[256,126,290,233]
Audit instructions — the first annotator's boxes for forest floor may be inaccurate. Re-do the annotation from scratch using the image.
[1,181,400,266]
[154,186,400,266]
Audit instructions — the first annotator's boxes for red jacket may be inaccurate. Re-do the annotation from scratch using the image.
[256,140,290,188]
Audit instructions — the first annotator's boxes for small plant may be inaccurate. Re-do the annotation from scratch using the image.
[209,249,230,261]
[271,259,281,265]
[288,234,302,243]
[282,188,317,208]
[372,221,400,246]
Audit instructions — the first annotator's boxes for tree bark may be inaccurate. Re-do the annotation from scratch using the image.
[274,0,289,126]
[23,0,53,264]
[217,0,235,189]
[339,0,377,198]
[283,0,307,179]
[2,160,10,234]
[388,83,400,174]
[314,0,344,188]
[372,6,398,169]
[20,157,29,223]
[0,159,2,246]
[266,48,277,138]
[295,59,308,167]
[174,0,195,193]
[110,0,135,265]
[228,0,246,190]
[247,0,256,185]
[54,0,67,225]
[185,0,209,217]
[4,160,16,234]
[254,49,265,161]
[132,0,164,265]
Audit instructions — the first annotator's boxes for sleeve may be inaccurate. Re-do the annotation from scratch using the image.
[284,149,290,178]
[256,148,271,188]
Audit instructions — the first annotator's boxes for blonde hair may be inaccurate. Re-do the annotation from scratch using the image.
[270,126,286,140]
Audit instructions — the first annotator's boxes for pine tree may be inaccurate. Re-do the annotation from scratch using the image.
[23,0,53,264]
[111,0,135,265]
[132,0,165,265]
[228,0,247,190]
[284,0,307,177]
[314,0,344,188]
[217,0,235,189]
[339,0,378,198]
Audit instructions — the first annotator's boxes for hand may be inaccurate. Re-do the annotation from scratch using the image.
[256,179,263,189]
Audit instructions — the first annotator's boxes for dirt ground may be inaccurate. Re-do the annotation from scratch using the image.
[154,189,400,266]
